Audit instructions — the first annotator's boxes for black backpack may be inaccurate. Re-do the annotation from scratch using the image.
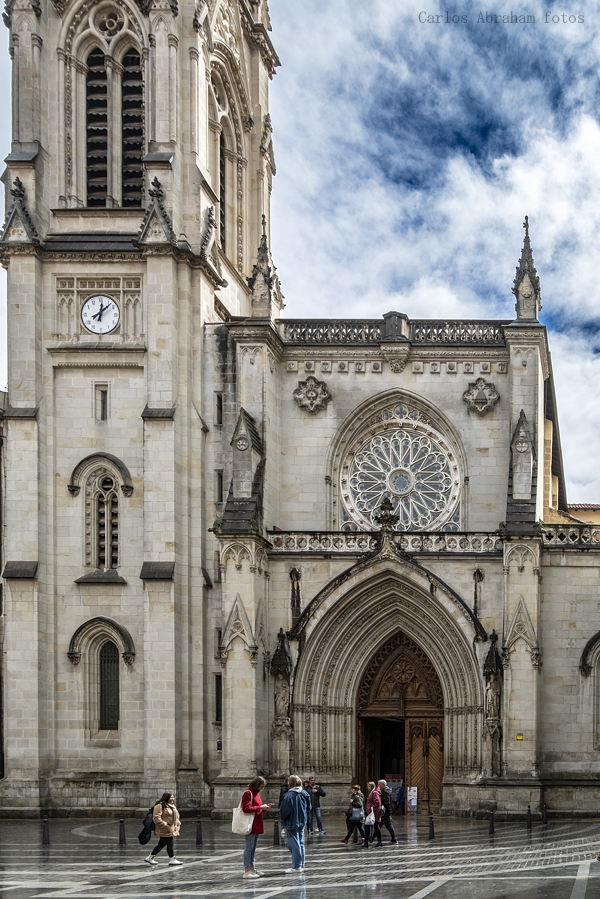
[138,804,156,845]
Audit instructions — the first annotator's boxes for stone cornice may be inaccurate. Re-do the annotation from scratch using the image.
[226,318,285,360]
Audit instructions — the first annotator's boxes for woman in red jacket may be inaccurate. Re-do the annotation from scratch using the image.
[364,781,383,848]
[241,776,272,878]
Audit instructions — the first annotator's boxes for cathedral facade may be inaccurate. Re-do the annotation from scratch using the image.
[1,0,600,817]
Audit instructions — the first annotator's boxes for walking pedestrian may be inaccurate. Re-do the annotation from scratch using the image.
[241,776,272,879]
[378,779,397,843]
[144,792,183,866]
[307,775,326,834]
[340,785,365,844]
[363,781,383,848]
[279,775,311,874]
[278,775,290,839]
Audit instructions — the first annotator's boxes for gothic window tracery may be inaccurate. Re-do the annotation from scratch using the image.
[339,402,461,532]
[58,0,147,208]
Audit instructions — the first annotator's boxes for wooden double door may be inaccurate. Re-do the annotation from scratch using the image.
[356,632,444,813]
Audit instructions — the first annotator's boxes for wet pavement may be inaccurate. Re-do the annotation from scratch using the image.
[2,814,600,898]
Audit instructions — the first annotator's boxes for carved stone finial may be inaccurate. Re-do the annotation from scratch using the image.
[374,496,400,532]
[148,177,164,200]
[10,177,25,200]
[513,215,542,320]
[247,217,284,318]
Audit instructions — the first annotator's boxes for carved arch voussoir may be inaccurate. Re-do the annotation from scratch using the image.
[68,452,134,497]
[579,630,600,677]
[68,616,135,666]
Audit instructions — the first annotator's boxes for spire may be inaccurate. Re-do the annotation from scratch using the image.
[247,215,284,319]
[512,216,541,321]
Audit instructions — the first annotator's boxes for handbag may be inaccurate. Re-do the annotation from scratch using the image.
[351,806,364,821]
[364,811,375,826]
[232,799,255,835]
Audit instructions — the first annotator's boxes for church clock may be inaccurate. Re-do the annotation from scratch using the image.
[81,294,120,335]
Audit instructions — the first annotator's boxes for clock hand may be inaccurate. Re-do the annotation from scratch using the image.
[92,302,108,322]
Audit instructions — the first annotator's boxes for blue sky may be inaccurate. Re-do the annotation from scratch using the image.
[0,2,599,500]
[268,0,600,502]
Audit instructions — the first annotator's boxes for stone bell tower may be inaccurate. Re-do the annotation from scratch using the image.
[0,0,280,812]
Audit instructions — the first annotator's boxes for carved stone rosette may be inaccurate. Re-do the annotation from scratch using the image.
[462,378,500,416]
[293,376,331,414]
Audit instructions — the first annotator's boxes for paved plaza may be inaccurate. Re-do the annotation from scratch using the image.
[2,816,600,899]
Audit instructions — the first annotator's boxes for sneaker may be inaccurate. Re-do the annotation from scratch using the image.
[145,855,158,865]
[319,829,326,834]
[243,872,260,879]
[169,858,183,866]
[357,840,364,845]
[340,838,349,843]
[285,867,303,874]
[308,830,313,835]
[390,839,397,844]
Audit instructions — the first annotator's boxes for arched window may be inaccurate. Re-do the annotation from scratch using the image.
[121,48,144,207]
[68,452,133,570]
[86,48,109,207]
[84,45,145,208]
[68,618,134,743]
[96,475,119,569]
[219,131,227,251]
[99,640,120,729]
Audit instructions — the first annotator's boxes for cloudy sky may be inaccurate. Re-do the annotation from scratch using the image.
[268,0,600,503]
[0,2,599,501]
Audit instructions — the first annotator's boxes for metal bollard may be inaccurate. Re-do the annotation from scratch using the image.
[273,822,280,845]
[196,818,203,846]
[42,816,50,846]
[428,814,434,839]
[542,803,547,825]
[488,810,494,836]
[119,817,126,846]
[526,805,532,830]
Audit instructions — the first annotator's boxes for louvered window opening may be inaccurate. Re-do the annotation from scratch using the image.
[121,49,144,207]
[219,132,226,252]
[99,640,119,730]
[86,48,108,207]
[97,476,118,569]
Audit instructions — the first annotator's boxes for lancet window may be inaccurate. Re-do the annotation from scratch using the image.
[85,45,144,207]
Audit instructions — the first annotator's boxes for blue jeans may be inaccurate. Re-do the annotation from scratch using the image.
[243,833,259,867]
[286,827,305,868]
[310,807,323,831]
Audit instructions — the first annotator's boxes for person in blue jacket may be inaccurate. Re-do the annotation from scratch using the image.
[279,775,311,874]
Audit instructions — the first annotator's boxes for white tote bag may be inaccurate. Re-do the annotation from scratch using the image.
[232,799,255,835]
[364,811,375,826]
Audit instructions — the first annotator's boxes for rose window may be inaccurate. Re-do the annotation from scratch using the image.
[346,429,458,531]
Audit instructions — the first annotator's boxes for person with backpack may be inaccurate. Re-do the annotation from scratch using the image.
[144,792,183,866]
[340,785,365,844]
[378,779,397,843]
[279,774,311,873]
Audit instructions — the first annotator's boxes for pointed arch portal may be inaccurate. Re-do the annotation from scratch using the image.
[291,553,484,812]
[356,632,444,812]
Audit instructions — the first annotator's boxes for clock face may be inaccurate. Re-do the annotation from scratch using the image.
[81,294,120,335]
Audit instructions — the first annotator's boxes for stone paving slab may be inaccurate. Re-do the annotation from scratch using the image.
[2,817,600,898]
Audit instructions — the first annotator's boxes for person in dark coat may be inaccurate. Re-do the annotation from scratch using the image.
[279,775,311,873]
[307,776,326,834]
[378,779,397,843]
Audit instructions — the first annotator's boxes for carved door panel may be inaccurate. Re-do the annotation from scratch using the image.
[405,719,443,813]
[427,722,443,812]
